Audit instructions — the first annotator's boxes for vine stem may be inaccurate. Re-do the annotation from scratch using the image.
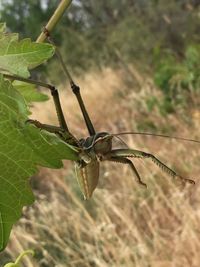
[15,250,34,265]
[36,0,73,43]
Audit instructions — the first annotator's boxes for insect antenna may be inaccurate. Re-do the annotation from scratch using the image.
[111,132,200,144]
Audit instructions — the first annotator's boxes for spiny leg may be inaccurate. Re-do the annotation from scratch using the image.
[43,28,96,136]
[106,156,147,187]
[104,149,195,185]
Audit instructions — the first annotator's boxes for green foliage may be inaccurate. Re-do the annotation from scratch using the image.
[154,45,200,114]
[1,1,200,79]
[0,23,54,77]
[0,0,200,253]
[0,0,59,40]
[0,25,79,252]
[107,15,156,64]
[13,81,49,103]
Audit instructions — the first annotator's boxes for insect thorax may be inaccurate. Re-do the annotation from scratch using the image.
[80,132,113,157]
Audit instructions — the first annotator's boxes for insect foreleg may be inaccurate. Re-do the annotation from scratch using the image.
[47,86,68,131]
[104,149,195,185]
[106,156,147,187]
[70,83,96,136]
[43,29,96,136]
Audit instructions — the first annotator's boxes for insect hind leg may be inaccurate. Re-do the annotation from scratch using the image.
[105,156,147,187]
[144,152,195,185]
[104,149,195,185]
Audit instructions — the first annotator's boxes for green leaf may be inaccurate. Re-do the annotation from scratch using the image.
[13,81,49,103]
[0,24,55,77]
[0,74,79,251]
[0,23,18,42]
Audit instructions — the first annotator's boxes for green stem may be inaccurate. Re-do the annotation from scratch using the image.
[36,0,73,43]
[15,250,34,265]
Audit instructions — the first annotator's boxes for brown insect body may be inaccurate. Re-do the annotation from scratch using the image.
[75,132,113,199]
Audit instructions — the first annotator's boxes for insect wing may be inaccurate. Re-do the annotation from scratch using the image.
[75,160,100,199]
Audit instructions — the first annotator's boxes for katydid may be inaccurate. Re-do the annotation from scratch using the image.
[3,30,200,199]
[4,70,199,200]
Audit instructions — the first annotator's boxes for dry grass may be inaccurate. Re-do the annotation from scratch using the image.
[1,67,200,267]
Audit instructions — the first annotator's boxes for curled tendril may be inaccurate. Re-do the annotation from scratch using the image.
[3,250,34,267]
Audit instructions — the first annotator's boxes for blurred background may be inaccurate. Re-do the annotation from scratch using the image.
[0,0,200,266]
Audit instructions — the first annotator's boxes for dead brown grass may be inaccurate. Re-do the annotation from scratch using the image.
[1,67,200,267]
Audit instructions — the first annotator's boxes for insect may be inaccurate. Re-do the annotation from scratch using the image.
[4,34,199,200]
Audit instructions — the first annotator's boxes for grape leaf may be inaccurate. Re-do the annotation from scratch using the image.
[0,75,79,251]
[0,23,18,42]
[13,81,49,103]
[0,23,54,77]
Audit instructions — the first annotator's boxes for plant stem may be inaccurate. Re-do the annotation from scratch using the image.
[15,250,34,265]
[36,0,73,43]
